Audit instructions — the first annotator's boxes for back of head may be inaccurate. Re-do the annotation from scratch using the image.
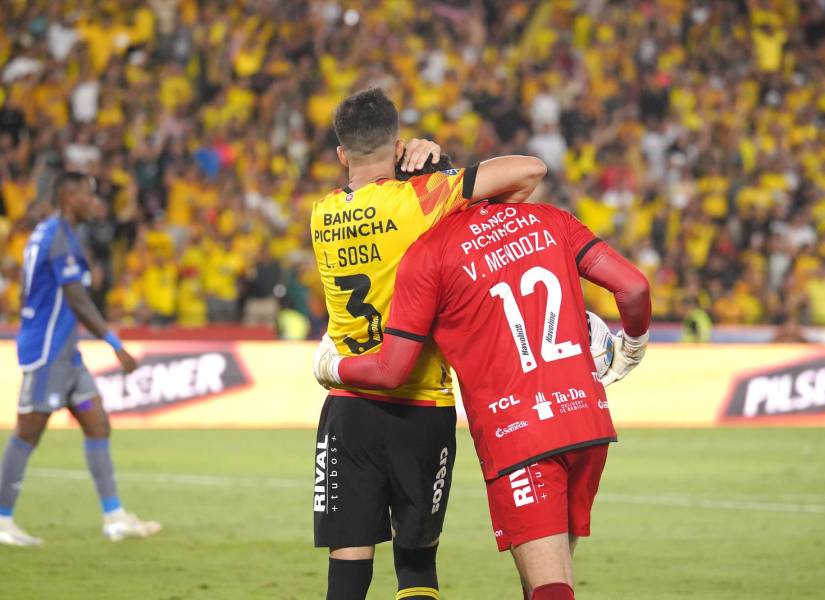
[333,88,399,159]
[53,171,94,203]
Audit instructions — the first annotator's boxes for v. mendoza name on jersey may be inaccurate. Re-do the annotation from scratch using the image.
[313,206,399,267]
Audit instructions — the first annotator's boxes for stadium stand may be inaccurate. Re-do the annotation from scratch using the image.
[1,0,824,337]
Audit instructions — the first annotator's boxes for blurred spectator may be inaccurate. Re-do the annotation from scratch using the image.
[680,297,713,343]
[528,123,567,174]
[806,263,825,325]
[142,253,177,326]
[204,238,243,323]
[243,246,282,328]
[0,259,21,324]
[70,66,100,124]
[177,266,208,327]
[771,314,810,343]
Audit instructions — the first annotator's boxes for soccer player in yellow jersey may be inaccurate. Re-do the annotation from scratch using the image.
[311,88,546,600]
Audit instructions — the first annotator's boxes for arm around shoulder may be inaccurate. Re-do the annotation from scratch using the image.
[470,155,547,203]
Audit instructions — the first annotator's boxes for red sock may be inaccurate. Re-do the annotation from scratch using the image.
[531,582,574,600]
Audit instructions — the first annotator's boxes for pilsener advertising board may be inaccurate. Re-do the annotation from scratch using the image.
[0,342,822,428]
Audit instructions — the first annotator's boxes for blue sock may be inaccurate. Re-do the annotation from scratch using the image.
[0,435,35,516]
[84,438,121,514]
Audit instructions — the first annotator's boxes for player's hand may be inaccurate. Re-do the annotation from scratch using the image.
[399,139,441,173]
[313,333,343,389]
[600,331,649,387]
[116,348,138,374]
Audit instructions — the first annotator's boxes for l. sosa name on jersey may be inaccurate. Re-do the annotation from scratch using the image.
[315,207,398,267]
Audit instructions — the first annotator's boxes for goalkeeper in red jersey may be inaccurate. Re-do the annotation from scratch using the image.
[314,200,651,600]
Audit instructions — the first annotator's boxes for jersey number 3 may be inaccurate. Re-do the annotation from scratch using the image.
[335,274,383,354]
[490,266,582,373]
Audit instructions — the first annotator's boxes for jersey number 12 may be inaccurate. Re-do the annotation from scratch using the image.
[490,266,582,373]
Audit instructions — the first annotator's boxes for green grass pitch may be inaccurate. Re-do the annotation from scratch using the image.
[0,427,823,599]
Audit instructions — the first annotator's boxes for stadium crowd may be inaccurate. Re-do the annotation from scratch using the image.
[1,0,824,337]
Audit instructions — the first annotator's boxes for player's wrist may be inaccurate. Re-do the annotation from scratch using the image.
[329,356,343,386]
[313,334,343,387]
[103,331,124,353]
[622,330,649,345]
[618,330,647,365]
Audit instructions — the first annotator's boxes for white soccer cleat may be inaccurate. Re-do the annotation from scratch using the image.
[0,516,43,547]
[102,511,162,542]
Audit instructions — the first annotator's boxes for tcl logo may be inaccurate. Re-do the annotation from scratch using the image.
[488,394,520,414]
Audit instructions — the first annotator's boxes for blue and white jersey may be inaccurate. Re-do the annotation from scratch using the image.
[17,217,91,371]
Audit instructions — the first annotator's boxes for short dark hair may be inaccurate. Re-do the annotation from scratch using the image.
[396,154,454,181]
[54,171,94,201]
[333,88,399,155]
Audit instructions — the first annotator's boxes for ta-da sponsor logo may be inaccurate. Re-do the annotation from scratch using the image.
[94,351,248,414]
[495,420,529,438]
[551,387,588,415]
[722,356,825,421]
[533,392,554,420]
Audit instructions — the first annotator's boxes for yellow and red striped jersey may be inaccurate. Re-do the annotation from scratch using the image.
[311,167,477,406]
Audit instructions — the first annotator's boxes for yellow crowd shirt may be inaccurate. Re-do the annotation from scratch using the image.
[142,263,178,317]
[311,167,477,406]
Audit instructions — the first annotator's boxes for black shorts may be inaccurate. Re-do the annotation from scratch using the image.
[313,395,457,549]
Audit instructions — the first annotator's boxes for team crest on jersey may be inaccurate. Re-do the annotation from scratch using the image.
[345,193,354,202]
[441,168,460,176]
[62,255,81,278]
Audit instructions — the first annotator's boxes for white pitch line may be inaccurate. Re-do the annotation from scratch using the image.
[597,493,825,514]
[29,468,302,489]
[27,468,825,515]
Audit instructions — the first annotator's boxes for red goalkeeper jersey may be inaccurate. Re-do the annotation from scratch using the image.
[383,201,617,480]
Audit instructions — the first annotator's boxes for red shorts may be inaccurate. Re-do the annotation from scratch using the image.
[485,444,609,552]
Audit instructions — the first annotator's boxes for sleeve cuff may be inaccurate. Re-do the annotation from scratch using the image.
[575,238,604,266]
[462,163,479,200]
[384,327,427,342]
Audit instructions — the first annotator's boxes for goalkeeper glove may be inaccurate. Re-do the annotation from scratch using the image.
[600,330,649,387]
[313,333,343,389]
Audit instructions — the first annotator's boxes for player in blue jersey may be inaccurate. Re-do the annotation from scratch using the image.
[0,172,161,546]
